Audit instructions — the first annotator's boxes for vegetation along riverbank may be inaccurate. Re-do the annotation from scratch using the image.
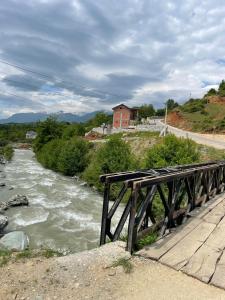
[32,116,225,200]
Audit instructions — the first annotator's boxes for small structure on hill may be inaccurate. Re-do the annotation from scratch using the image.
[26,131,37,139]
[112,104,138,128]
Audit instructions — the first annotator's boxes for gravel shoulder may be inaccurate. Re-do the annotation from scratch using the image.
[1,241,225,300]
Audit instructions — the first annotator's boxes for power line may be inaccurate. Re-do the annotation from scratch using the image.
[0,59,53,80]
[0,58,127,99]
[0,90,42,106]
[1,77,68,97]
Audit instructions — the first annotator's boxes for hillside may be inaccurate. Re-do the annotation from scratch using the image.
[167,80,225,133]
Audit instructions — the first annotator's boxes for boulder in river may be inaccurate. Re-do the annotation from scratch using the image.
[0,182,6,187]
[0,156,6,165]
[0,215,8,230]
[7,194,29,207]
[0,231,29,251]
[0,194,29,213]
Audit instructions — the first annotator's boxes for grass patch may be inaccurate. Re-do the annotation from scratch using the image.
[42,248,63,258]
[112,257,133,273]
[199,145,225,161]
[137,232,158,250]
[0,250,11,267]
[0,248,64,267]
[15,248,62,260]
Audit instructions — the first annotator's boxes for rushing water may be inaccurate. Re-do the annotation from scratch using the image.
[0,149,121,253]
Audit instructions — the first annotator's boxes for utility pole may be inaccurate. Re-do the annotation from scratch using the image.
[164,103,168,136]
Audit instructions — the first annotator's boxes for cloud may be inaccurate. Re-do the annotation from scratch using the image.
[0,0,225,117]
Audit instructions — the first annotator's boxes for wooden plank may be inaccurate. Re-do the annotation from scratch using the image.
[188,194,225,220]
[159,221,216,270]
[202,201,225,224]
[137,217,202,260]
[211,251,225,289]
[181,218,225,282]
[182,245,220,283]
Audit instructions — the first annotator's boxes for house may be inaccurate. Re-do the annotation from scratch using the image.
[26,131,37,139]
[112,104,138,128]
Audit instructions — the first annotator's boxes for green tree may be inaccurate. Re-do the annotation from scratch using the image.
[82,136,135,193]
[166,99,179,111]
[155,108,165,116]
[33,117,63,151]
[145,134,200,168]
[36,139,64,171]
[58,138,90,175]
[218,80,225,97]
[205,88,217,97]
[86,112,112,128]
[138,104,155,119]
[62,124,85,139]
[3,145,14,161]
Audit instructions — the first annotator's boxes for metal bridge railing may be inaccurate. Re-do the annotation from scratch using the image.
[99,161,225,253]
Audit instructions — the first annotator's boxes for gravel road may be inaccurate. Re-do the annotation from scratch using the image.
[158,121,225,149]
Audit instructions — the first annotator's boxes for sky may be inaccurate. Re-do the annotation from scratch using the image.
[0,0,225,118]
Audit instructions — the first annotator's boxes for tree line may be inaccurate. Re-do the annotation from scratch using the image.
[33,117,200,198]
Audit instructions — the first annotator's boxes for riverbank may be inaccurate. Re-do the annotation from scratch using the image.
[0,241,225,300]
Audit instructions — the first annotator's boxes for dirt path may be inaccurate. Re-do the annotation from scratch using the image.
[1,242,225,300]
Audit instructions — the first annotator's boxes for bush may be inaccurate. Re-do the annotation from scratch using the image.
[36,139,64,171]
[145,134,200,168]
[58,138,90,175]
[204,88,217,97]
[82,136,135,193]
[3,145,14,161]
[181,98,205,113]
[218,80,225,97]
[36,137,90,176]
[33,117,63,152]
[62,124,85,139]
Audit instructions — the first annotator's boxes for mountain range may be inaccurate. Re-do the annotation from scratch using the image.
[0,111,103,124]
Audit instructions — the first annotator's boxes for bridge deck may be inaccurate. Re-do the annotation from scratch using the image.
[138,193,225,289]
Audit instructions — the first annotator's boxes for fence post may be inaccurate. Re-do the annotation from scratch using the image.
[100,182,110,245]
[127,185,138,253]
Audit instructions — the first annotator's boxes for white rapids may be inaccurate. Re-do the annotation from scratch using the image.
[0,149,123,253]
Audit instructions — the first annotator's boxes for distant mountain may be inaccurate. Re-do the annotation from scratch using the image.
[0,111,103,124]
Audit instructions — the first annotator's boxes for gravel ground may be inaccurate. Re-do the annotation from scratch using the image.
[1,241,225,300]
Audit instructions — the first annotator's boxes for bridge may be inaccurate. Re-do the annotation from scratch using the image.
[100,161,225,289]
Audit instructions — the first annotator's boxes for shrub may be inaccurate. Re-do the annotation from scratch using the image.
[36,137,90,176]
[3,145,14,161]
[181,99,205,113]
[33,117,63,152]
[36,139,64,171]
[62,124,85,139]
[218,80,225,97]
[145,134,200,168]
[57,138,90,175]
[82,136,135,193]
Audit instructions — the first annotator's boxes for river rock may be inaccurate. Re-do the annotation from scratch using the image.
[0,183,6,187]
[0,215,8,230]
[7,194,29,207]
[0,156,6,164]
[0,194,29,212]
[0,231,29,251]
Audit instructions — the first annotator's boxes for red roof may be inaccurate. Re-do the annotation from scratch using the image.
[112,104,138,111]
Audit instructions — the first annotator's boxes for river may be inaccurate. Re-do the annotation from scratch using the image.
[0,149,121,253]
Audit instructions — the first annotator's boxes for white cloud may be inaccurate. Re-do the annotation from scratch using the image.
[0,0,225,117]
